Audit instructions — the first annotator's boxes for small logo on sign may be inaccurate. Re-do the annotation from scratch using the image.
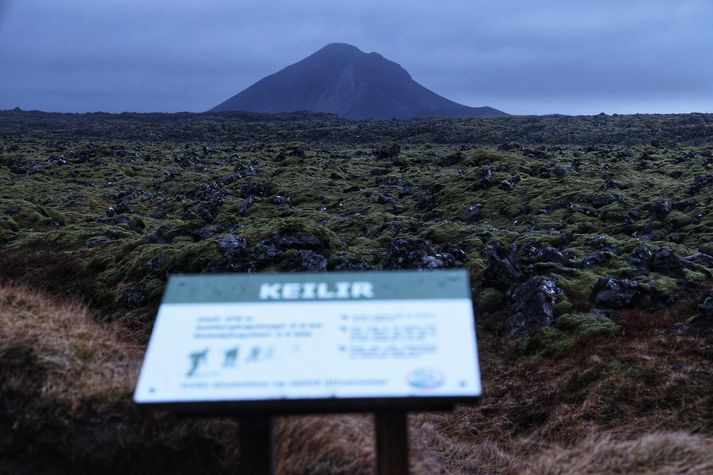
[407,368,445,390]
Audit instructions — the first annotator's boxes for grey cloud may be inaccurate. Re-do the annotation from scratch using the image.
[0,0,711,114]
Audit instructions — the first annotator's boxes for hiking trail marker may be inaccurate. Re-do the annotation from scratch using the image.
[134,270,482,475]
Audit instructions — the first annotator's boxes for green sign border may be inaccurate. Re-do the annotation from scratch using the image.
[162,269,470,304]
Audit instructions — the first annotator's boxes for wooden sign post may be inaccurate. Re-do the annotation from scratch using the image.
[238,416,274,474]
[134,270,482,474]
[376,411,409,475]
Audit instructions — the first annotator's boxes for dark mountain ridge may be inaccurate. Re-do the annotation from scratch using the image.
[211,43,506,119]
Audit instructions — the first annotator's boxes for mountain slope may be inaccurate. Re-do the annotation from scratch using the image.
[211,43,506,119]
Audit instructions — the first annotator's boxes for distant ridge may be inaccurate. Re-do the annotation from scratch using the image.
[211,43,506,120]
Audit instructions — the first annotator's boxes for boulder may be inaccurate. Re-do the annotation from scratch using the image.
[593,277,640,308]
[240,181,272,198]
[116,282,146,309]
[273,195,294,206]
[238,196,255,215]
[217,235,249,259]
[483,244,523,290]
[461,204,483,223]
[276,234,328,253]
[383,237,463,270]
[520,241,569,265]
[645,200,672,217]
[572,251,611,269]
[210,235,250,272]
[505,276,560,338]
[689,175,713,194]
[377,193,395,204]
[682,253,713,268]
[438,152,463,167]
[500,179,515,191]
[629,243,654,272]
[284,250,328,272]
[374,143,401,159]
[683,293,713,341]
[699,295,713,317]
[251,241,282,269]
[651,248,683,276]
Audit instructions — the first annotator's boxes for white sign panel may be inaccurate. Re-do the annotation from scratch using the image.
[134,270,481,409]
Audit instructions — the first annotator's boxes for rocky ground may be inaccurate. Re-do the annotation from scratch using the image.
[1,110,713,473]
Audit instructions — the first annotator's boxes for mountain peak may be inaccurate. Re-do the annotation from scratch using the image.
[317,43,363,54]
[211,44,506,119]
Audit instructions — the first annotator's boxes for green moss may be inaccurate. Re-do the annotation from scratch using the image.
[667,211,692,229]
[640,273,679,297]
[555,313,621,338]
[553,298,575,317]
[683,269,707,283]
[699,242,713,256]
[0,216,19,242]
[525,313,621,358]
[558,270,601,301]
[145,278,166,303]
[44,208,67,226]
[524,327,571,358]
[477,287,505,315]
[1,111,713,327]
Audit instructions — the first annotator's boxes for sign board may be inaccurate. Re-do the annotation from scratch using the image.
[134,270,481,414]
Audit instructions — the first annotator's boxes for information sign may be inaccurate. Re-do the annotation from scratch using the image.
[134,270,481,413]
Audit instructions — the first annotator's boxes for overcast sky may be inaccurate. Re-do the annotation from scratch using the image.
[1,0,711,115]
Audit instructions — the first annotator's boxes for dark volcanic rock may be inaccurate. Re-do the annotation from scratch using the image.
[116,282,146,309]
[520,241,569,265]
[415,183,443,211]
[194,182,225,223]
[238,232,332,272]
[629,243,654,273]
[377,193,395,204]
[684,293,713,340]
[483,244,523,290]
[577,193,617,209]
[251,241,282,269]
[383,237,463,270]
[374,143,401,159]
[239,196,255,215]
[499,179,515,191]
[97,215,144,231]
[593,277,641,308]
[240,182,272,198]
[273,195,293,206]
[438,152,463,167]
[461,204,483,223]
[682,253,713,268]
[209,235,250,272]
[505,276,560,338]
[283,249,328,272]
[689,175,713,194]
[572,251,611,269]
[651,248,683,276]
[191,227,215,241]
[218,235,249,259]
[645,200,672,218]
[276,234,328,254]
[699,294,713,316]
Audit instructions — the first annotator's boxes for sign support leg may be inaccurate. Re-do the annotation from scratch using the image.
[375,411,409,475]
[238,416,274,475]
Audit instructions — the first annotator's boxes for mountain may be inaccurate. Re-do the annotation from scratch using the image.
[211,43,506,119]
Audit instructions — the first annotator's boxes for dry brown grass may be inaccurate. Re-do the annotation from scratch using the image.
[2,284,713,474]
[524,432,713,475]
[275,415,374,474]
[0,283,141,409]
